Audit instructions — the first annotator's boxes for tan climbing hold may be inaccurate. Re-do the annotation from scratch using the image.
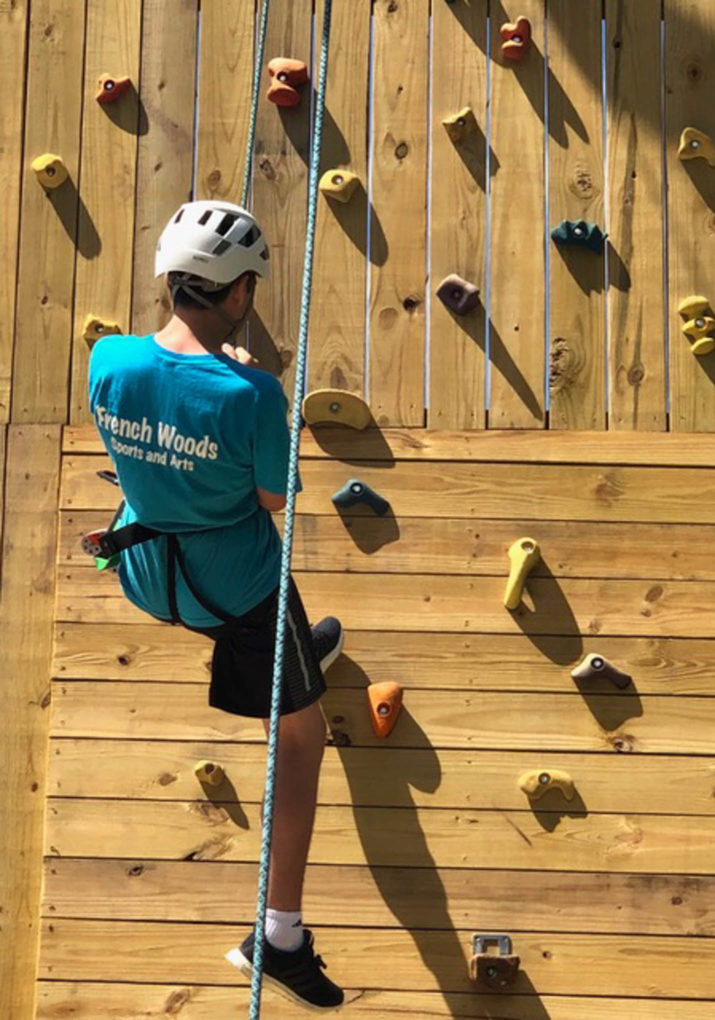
[32,153,69,190]
[571,652,632,689]
[302,389,372,430]
[442,106,478,144]
[504,537,540,610]
[518,769,575,802]
[678,127,715,167]
[83,315,123,347]
[678,296,715,357]
[194,761,225,786]
[319,169,360,203]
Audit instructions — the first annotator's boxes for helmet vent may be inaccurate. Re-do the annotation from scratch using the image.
[198,210,213,225]
[212,239,232,256]
[259,246,269,260]
[238,225,260,248]
[174,209,184,224]
[215,212,239,236]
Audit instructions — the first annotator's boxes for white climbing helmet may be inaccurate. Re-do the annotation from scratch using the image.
[154,200,270,292]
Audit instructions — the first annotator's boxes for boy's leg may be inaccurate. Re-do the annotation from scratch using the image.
[261,698,326,911]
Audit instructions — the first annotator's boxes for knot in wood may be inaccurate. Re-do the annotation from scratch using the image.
[627,363,645,385]
[395,141,409,160]
[207,169,221,188]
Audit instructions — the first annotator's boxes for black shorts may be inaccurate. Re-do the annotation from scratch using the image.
[193,577,327,718]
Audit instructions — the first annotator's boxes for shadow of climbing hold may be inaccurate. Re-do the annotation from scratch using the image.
[267,57,309,107]
[332,479,390,516]
[96,73,132,104]
[571,652,632,690]
[519,769,575,802]
[678,295,715,356]
[500,17,532,62]
[319,169,360,203]
[551,220,606,253]
[302,389,372,430]
[442,106,478,144]
[194,761,225,787]
[32,153,69,190]
[367,682,403,738]
[436,274,480,316]
[83,315,123,347]
[504,537,541,611]
[678,127,715,168]
[470,934,521,991]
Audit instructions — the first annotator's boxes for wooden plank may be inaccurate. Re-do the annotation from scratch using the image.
[45,798,715,874]
[13,0,86,424]
[548,0,606,429]
[60,509,715,581]
[50,622,715,697]
[249,0,311,404]
[43,858,715,935]
[59,454,715,524]
[196,0,255,201]
[34,985,715,1020]
[49,681,715,754]
[665,0,715,432]
[69,0,142,425]
[308,0,370,396]
[488,0,546,428]
[130,0,198,336]
[47,740,715,815]
[606,0,667,430]
[55,567,715,637]
[0,0,27,422]
[0,427,61,1020]
[369,0,428,426]
[428,0,487,428]
[63,422,715,465]
[35,921,715,995]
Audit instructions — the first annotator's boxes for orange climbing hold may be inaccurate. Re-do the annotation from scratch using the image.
[500,16,532,62]
[267,58,309,107]
[367,682,403,738]
[96,74,132,104]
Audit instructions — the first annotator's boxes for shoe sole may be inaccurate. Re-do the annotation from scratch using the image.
[225,948,343,1013]
[319,625,345,675]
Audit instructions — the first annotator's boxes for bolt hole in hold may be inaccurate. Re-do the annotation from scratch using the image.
[350,483,364,495]
[378,702,391,716]
[332,174,343,185]
[329,402,341,414]
[539,772,550,785]
[278,72,288,82]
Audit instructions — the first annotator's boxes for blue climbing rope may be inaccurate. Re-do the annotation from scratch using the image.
[249,2,333,1017]
[241,0,271,208]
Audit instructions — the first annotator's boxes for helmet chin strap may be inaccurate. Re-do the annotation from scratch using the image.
[176,282,244,343]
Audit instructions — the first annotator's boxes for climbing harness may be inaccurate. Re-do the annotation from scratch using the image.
[84,1,334,1014]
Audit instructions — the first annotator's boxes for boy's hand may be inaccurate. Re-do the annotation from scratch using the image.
[221,343,261,368]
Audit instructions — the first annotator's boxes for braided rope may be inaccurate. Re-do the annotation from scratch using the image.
[248,2,333,1017]
[241,0,271,208]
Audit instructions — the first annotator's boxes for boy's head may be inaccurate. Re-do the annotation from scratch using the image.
[155,200,268,332]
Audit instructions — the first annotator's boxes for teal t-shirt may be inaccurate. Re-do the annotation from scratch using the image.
[88,333,300,628]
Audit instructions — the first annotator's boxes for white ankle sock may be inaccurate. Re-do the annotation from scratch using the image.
[265,908,304,952]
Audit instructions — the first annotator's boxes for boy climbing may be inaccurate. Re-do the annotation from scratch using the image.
[88,199,345,1011]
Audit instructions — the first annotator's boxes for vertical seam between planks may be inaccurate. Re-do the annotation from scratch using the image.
[660,6,670,428]
[129,0,147,335]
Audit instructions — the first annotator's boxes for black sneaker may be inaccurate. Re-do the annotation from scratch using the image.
[311,617,344,673]
[226,929,344,1011]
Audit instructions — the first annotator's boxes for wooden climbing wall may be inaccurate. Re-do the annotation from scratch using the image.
[1,0,715,1017]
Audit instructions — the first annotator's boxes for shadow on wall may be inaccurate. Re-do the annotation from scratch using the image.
[330,662,551,1017]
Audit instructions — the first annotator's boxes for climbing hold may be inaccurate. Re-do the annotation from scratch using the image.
[518,769,575,801]
[302,389,372,430]
[96,73,132,104]
[267,57,309,107]
[504,537,540,611]
[469,934,520,991]
[32,153,69,190]
[571,653,632,690]
[194,761,225,787]
[367,682,403,738]
[319,169,360,203]
[678,127,715,168]
[677,296,715,357]
[436,274,480,316]
[500,16,532,62]
[332,479,390,516]
[83,315,123,347]
[551,220,606,253]
[442,106,478,144]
